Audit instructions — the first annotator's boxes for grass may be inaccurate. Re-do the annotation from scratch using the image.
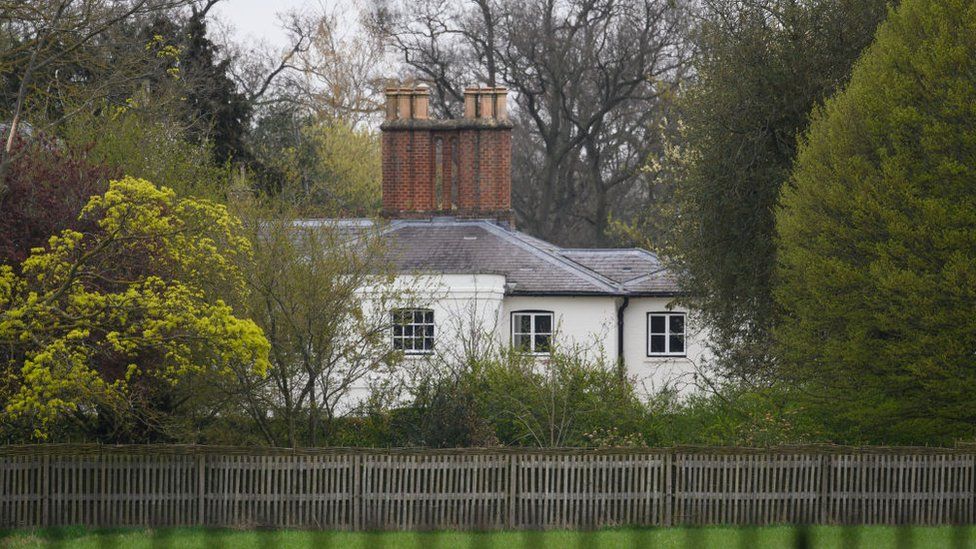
[0,525,974,548]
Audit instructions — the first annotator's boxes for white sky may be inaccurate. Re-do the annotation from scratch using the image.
[211,0,355,49]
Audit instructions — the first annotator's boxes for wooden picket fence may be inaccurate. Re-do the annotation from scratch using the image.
[1,445,974,530]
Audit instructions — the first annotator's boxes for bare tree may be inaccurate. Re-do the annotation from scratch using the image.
[224,203,417,447]
[289,10,389,125]
[369,0,692,245]
[226,8,387,126]
[0,0,210,196]
[218,10,314,108]
[231,8,390,212]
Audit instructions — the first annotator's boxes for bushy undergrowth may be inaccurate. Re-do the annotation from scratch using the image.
[318,350,823,449]
[131,348,834,449]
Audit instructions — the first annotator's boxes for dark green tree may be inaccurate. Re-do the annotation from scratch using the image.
[776,0,976,444]
[662,0,890,379]
[176,9,251,164]
[138,8,252,166]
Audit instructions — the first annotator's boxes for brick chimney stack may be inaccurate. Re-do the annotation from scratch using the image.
[380,85,513,224]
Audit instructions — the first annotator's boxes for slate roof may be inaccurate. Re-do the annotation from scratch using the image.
[298,217,681,296]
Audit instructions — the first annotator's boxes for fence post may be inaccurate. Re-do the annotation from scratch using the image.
[663,449,673,527]
[41,454,49,527]
[352,454,361,531]
[507,453,517,529]
[819,453,830,524]
[196,454,205,526]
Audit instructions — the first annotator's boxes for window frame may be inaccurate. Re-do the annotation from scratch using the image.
[391,308,435,355]
[510,310,555,355]
[646,312,687,357]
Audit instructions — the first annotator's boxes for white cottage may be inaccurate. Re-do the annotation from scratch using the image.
[324,86,706,396]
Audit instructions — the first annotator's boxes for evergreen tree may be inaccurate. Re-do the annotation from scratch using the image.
[138,9,251,165]
[776,0,976,444]
[173,10,251,164]
[663,0,889,379]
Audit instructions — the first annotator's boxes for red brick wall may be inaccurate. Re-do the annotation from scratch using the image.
[381,122,512,222]
[381,129,434,212]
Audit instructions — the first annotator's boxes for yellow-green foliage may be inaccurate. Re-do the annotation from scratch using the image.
[260,120,381,215]
[301,121,381,214]
[0,177,269,440]
[63,109,235,201]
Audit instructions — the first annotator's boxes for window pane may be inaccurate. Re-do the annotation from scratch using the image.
[392,309,434,354]
[650,315,665,334]
[670,335,685,354]
[535,314,552,334]
[516,314,531,333]
[650,334,666,354]
[670,315,685,334]
[535,334,551,353]
[514,333,531,351]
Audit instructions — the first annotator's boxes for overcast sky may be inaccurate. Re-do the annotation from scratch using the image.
[211,0,352,50]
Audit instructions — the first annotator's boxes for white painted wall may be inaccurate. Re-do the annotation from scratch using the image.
[500,296,618,363]
[500,295,706,394]
[402,273,508,361]
[346,274,708,409]
[348,274,507,406]
[623,297,707,395]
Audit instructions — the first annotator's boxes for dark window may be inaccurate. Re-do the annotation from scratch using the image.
[650,334,666,354]
[647,312,686,356]
[392,308,434,354]
[512,311,554,354]
[650,315,666,333]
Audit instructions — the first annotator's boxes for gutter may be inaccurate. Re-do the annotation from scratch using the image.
[616,295,630,379]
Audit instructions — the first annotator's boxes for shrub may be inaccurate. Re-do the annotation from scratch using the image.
[776,0,976,444]
[0,137,116,265]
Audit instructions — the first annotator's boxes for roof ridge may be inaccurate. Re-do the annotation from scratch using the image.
[561,247,643,253]
[622,267,670,285]
[477,222,625,294]
[505,230,560,251]
[572,247,661,260]
[555,252,646,291]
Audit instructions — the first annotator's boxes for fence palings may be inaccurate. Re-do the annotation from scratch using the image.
[1,445,973,529]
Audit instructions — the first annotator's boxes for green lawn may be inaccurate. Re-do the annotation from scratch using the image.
[1,525,974,548]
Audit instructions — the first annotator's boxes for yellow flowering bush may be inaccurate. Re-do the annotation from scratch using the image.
[0,177,269,440]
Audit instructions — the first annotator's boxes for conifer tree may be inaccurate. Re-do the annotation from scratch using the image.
[776,0,976,443]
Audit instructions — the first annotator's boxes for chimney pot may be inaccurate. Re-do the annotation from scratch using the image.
[397,88,412,119]
[493,88,508,121]
[464,87,479,118]
[412,87,429,119]
[385,87,399,120]
[463,86,508,120]
[383,83,512,224]
[479,92,494,119]
[386,86,430,120]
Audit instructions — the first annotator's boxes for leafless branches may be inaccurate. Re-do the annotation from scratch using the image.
[369,0,693,244]
[0,0,206,197]
[227,7,388,127]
